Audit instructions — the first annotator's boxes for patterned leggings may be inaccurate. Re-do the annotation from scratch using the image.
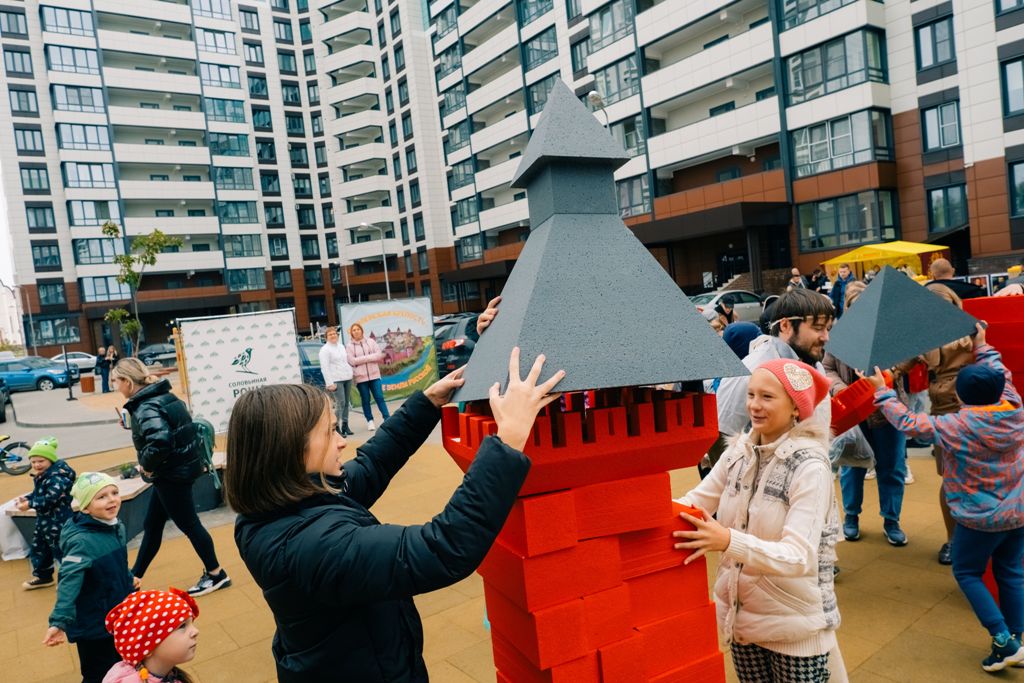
[731,643,830,682]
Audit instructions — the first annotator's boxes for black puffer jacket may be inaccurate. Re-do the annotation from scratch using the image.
[124,379,203,483]
[235,392,530,682]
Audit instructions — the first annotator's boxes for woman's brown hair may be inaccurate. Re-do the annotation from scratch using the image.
[224,384,331,516]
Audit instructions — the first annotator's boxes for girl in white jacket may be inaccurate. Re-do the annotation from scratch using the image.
[675,358,840,683]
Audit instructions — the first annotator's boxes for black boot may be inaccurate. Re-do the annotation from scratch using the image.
[341,423,354,436]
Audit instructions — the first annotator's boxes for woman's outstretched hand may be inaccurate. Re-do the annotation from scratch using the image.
[424,367,465,408]
[489,347,565,452]
[477,296,501,336]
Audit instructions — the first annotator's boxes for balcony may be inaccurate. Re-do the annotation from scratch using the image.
[340,205,397,230]
[647,97,781,171]
[779,0,886,55]
[479,198,528,231]
[786,81,890,130]
[123,214,220,237]
[462,23,518,77]
[94,0,190,24]
[114,143,210,165]
[321,45,377,77]
[467,67,523,115]
[635,0,735,48]
[325,77,379,109]
[337,142,389,168]
[103,68,200,95]
[337,175,392,199]
[471,109,528,152]
[330,109,386,137]
[146,249,225,274]
[320,8,373,41]
[474,157,518,192]
[459,0,513,36]
[107,106,206,130]
[97,30,195,60]
[344,236,402,261]
[118,180,216,200]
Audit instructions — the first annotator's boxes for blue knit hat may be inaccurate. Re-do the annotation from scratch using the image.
[955,364,1005,406]
[723,322,761,361]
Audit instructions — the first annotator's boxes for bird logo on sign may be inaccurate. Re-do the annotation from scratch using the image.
[232,348,256,375]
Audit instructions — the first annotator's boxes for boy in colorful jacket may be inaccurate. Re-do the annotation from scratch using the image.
[867,323,1024,673]
[16,437,75,590]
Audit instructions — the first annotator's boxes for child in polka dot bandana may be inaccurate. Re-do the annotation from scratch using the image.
[102,588,199,683]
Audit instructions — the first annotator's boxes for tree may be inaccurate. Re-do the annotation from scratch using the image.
[101,221,182,355]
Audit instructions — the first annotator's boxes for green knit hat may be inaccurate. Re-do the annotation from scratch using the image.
[27,437,58,463]
[71,472,118,511]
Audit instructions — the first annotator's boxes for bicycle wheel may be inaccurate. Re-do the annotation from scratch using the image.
[0,442,32,475]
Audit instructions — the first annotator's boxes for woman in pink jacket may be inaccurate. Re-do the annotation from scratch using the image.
[346,323,391,431]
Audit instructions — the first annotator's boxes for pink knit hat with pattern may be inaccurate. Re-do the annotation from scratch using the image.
[755,359,830,421]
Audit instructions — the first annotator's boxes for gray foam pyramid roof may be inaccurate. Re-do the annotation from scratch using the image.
[825,265,979,373]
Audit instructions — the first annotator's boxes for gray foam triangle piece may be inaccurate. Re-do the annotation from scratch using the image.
[453,214,749,402]
[824,265,979,373]
[510,79,630,189]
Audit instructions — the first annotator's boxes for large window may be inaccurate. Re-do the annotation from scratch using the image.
[197,28,235,54]
[15,127,44,154]
[205,98,246,123]
[609,115,648,156]
[244,42,264,64]
[21,166,50,192]
[1003,57,1024,116]
[253,107,273,129]
[0,10,27,36]
[446,119,472,155]
[780,0,859,30]
[798,190,897,250]
[261,172,281,194]
[452,197,478,226]
[73,238,124,265]
[436,4,457,38]
[616,175,649,217]
[224,235,263,257]
[300,235,320,259]
[209,132,249,156]
[791,109,891,178]
[4,48,32,76]
[32,243,62,270]
[41,7,94,36]
[81,276,131,303]
[227,269,264,291]
[786,30,885,105]
[437,44,461,79]
[200,63,241,88]
[26,205,55,231]
[274,19,293,42]
[285,113,305,134]
[928,185,967,233]
[265,204,285,225]
[68,200,119,226]
[240,9,260,31]
[52,85,103,112]
[28,316,80,344]
[195,0,231,19]
[441,82,465,117]
[592,56,639,105]
[528,73,558,115]
[450,160,474,190]
[916,17,954,71]
[57,123,110,151]
[9,88,38,115]
[571,38,591,73]
[589,0,635,51]
[248,74,268,98]
[282,83,301,104]
[518,0,553,25]
[63,162,115,188]
[38,283,65,306]
[46,45,99,74]
[218,201,259,223]
[1010,162,1024,217]
[999,0,1024,12]
[279,51,297,72]
[293,175,312,196]
[524,27,558,71]
[922,102,960,151]
[212,167,254,190]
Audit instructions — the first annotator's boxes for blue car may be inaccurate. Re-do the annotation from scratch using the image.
[0,355,79,392]
[298,341,325,389]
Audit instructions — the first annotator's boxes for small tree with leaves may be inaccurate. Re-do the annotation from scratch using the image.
[101,221,182,355]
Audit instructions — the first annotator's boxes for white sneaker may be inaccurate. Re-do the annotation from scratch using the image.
[366,420,375,432]
[905,469,915,484]
[864,468,876,480]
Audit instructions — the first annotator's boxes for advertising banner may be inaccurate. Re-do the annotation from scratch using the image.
[177,309,301,432]
[338,298,437,403]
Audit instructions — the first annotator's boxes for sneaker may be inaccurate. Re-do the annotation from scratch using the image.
[904,469,915,484]
[187,569,231,597]
[864,468,876,480]
[1013,634,1024,667]
[366,420,375,432]
[883,522,908,547]
[938,542,953,565]
[843,515,860,542]
[22,576,54,590]
[981,634,1024,672]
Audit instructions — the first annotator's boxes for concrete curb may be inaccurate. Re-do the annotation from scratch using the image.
[9,403,119,429]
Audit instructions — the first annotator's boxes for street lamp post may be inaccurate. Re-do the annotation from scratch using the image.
[587,90,610,128]
[359,222,391,300]
[339,260,352,303]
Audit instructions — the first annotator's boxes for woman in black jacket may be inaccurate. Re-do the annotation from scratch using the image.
[227,349,564,682]
[112,357,229,597]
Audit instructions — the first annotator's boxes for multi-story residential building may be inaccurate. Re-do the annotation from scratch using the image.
[430,0,1024,304]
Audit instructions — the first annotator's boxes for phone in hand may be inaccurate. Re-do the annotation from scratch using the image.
[115,408,131,430]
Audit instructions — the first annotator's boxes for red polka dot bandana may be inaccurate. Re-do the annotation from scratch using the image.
[105,588,199,666]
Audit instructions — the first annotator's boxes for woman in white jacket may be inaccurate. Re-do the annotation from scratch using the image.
[674,358,840,683]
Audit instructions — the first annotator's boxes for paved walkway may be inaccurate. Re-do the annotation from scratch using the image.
[0,441,1004,682]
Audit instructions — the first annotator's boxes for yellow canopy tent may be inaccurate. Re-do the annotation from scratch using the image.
[820,241,949,280]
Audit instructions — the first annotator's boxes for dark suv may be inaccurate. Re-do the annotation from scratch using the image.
[435,315,480,377]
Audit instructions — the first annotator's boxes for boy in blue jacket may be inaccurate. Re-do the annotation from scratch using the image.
[867,323,1024,672]
[16,437,75,590]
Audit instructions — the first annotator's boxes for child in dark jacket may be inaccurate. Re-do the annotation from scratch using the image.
[868,323,1024,673]
[44,473,137,683]
[17,437,75,590]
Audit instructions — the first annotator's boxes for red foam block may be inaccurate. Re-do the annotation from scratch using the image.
[582,583,632,649]
[500,490,579,558]
[831,373,891,435]
[598,635,643,683]
[479,536,621,612]
[619,502,700,580]
[491,633,600,683]
[574,472,672,539]
[627,562,712,628]
[637,603,721,678]
[483,583,587,669]
[650,651,726,683]
[964,295,1024,324]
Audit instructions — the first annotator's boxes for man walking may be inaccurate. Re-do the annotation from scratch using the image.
[830,263,857,317]
[927,258,986,300]
[319,327,354,436]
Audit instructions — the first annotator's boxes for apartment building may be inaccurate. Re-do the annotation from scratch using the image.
[430,0,1024,304]
[0,0,452,356]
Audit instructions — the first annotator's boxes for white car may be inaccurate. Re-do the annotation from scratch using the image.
[690,290,764,323]
[50,351,97,372]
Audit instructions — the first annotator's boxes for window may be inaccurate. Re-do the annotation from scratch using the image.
[218,201,259,223]
[282,83,301,104]
[318,173,330,195]
[311,112,323,135]
[279,51,297,72]
[64,162,115,188]
[456,234,483,263]
[756,86,777,101]
[589,0,635,51]
[398,78,409,105]
[253,107,273,129]
[307,82,319,104]
[999,0,1024,11]
[390,9,401,36]
[401,112,413,138]
[73,238,124,265]
[786,30,885,105]
[68,200,119,225]
[394,45,405,71]
[240,9,260,31]
[57,124,110,151]
[155,209,174,217]
[0,10,27,36]
[300,20,312,43]
[274,19,293,42]
[261,172,281,194]
[315,142,327,166]
[1010,161,1024,217]
[244,42,264,64]
[209,132,250,156]
[1003,58,1024,116]
[392,153,403,180]
[38,283,65,306]
[187,208,206,216]
[32,243,62,270]
[571,38,591,73]
[28,316,80,344]
[452,198,479,226]
[150,174,170,181]
[305,267,323,288]
[227,269,265,291]
[616,175,649,217]
[213,167,254,190]
[417,246,428,271]
[390,122,399,146]
[46,45,99,74]
[592,56,640,105]
[289,143,309,165]
[26,205,55,231]
[928,185,967,233]
[80,276,130,303]
[445,120,472,156]
[304,51,316,73]
[322,204,335,226]
[792,109,892,178]
[405,147,418,173]
[524,27,558,70]
[293,175,312,197]
[437,44,461,79]
[449,160,474,190]
[41,7,93,36]
[922,102,960,151]
[4,48,32,76]
[21,166,50,192]
[519,0,554,25]
[797,190,897,250]
[286,113,305,134]
[709,101,735,117]
[409,180,421,207]
[916,17,954,71]
[436,4,457,38]
[378,22,386,48]
[265,204,285,225]
[272,268,292,289]
[300,235,320,259]
[9,88,38,115]
[194,0,232,19]
[52,85,103,113]
[268,235,289,259]
[382,56,390,80]
[441,83,466,118]
[413,214,425,241]
[781,0,858,30]
[224,235,263,257]
[200,63,241,88]
[15,127,44,154]
[248,75,268,97]
[206,98,246,123]
[271,0,289,9]
[197,28,235,54]
[297,205,316,226]
[716,167,741,182]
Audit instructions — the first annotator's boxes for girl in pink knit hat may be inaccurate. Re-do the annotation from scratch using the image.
[674,358,842,683]
[102,588,199,683]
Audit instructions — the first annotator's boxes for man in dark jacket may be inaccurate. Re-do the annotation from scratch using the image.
[927,258,986,300]
[830,263,857,317]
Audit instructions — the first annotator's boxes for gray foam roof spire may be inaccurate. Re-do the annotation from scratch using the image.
[453,79,748,402]
[510,79,630,189]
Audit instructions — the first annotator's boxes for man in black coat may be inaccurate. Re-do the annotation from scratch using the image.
[926,258,986,300]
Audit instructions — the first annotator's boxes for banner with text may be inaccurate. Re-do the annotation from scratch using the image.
[178,309,302,432]
[338,298,437,403]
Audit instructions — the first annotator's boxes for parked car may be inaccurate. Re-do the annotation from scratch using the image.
[0,356,79,392]
[690,290,764,323]
[137,343,177,366]
[0,377,10,423]
[298,341,325,389]
[436,314,480,377]
[50,351,97,372]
